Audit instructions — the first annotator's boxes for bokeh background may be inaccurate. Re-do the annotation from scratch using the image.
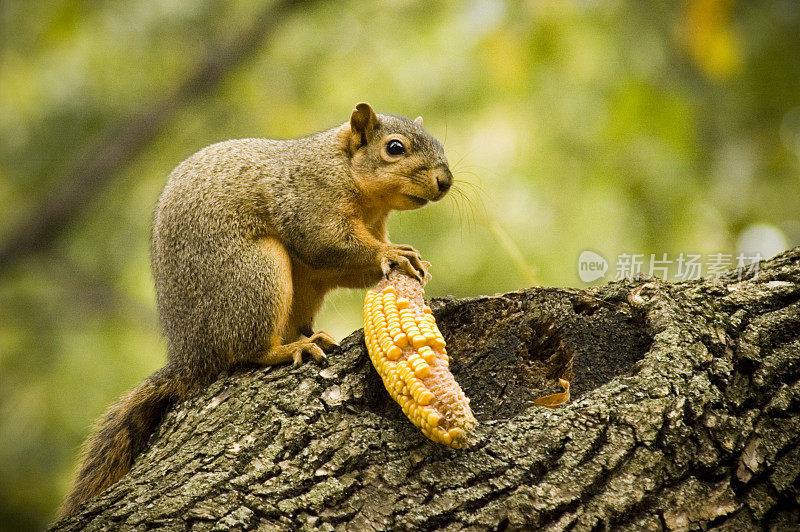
[1,0,799,527]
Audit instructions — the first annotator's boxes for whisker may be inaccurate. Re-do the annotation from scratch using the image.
[447,188,467,235]
[449,186,480,231]
[452,179,487,220]
[453,192,468,237]
[448,146,480,173]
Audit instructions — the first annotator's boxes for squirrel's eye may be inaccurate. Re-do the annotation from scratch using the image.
[385,139,406,156]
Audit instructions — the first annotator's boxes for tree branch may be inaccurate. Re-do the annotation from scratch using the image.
[51,248,800,530]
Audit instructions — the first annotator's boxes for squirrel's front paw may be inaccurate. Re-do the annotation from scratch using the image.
[380,244,430,283]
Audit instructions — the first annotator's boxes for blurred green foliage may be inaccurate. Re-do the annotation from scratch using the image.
[1,0,798,528]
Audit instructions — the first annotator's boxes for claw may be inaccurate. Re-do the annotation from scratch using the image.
[305,342,327,362]
[381,259,393,278]
[309,330,337,351]
[380,243,429,283]
[262,334,335,368]
[420,260,432,284]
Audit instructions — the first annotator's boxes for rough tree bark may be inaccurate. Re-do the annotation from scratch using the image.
[52,248,800,531]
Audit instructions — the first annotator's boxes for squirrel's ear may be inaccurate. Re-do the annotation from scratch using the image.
[414,116,424,127]
[349,102,379,150]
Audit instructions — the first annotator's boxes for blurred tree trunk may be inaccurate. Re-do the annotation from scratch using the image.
[0,0,310,273]
[52,248,800,531]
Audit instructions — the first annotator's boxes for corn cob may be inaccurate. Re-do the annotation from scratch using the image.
[363,270,476,448]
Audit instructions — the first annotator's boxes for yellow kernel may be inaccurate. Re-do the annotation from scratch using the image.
[407,353,421,365]
[427,411,441,426]
[411,390,425,405]
[396,297,410,309]
[393,333,409,348]
[389,327,402,338]
[414,364,431,379]
[448,428,465,441]
[412,335,427,349]
[423,332,437,343]
[418,390,434,405]
[386,345,402,360]
[404,326,420,337]
[418,346,435,363]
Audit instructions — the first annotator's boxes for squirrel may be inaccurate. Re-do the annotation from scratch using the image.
[59,103,453,517]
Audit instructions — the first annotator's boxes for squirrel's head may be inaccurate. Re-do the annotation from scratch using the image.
[346,102,452,211]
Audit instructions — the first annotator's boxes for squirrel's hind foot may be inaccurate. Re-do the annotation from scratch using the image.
[257,331,337,367]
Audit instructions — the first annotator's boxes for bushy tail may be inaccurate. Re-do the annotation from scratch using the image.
[59,365,191,517]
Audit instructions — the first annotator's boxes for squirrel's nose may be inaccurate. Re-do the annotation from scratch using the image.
[437,166,453,194]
